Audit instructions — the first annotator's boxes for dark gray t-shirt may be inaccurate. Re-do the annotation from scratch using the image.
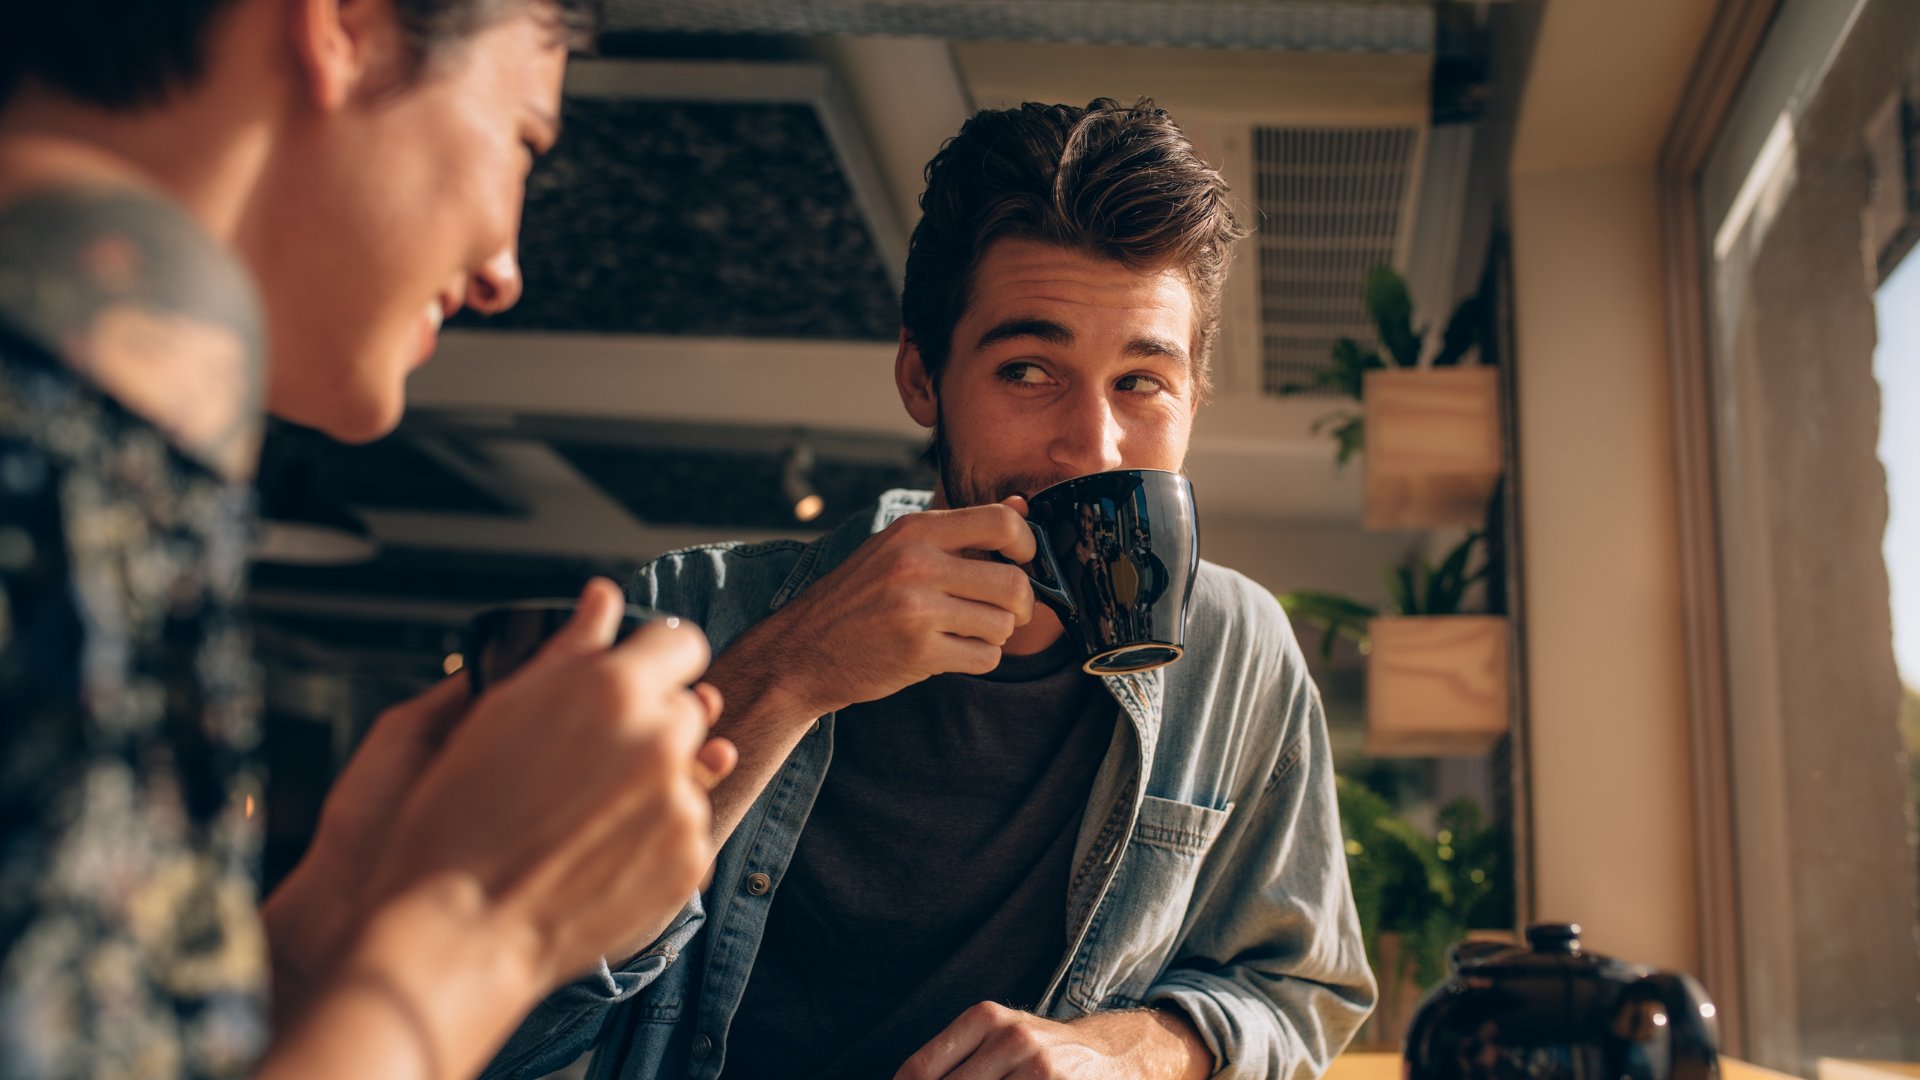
[720,636,1118,1080]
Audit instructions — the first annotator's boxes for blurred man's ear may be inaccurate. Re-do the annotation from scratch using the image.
[287,0,402,111]
[895,329,939,430]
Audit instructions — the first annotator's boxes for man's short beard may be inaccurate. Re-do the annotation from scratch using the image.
[927,404,1068,510]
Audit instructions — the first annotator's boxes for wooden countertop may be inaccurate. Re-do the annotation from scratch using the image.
[1326,1051,1805,1080]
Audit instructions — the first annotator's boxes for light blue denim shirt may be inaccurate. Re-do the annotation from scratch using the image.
[485,490,1374,1080]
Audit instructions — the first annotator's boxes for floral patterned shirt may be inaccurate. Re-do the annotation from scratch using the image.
[0,187,269,1079]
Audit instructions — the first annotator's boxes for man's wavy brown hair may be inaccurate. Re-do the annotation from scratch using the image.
[901,97,1248,398]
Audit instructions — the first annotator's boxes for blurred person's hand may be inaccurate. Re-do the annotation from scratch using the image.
[360,577,726,981]
[261,672,472,1025]
[263,579,733,1046]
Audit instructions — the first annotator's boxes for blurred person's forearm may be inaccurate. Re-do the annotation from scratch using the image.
[253,875,547,1080]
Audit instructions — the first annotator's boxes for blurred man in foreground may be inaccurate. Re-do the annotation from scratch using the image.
[0,1,732,1077]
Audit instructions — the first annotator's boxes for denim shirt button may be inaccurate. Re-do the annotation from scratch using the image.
[693,1033,714,1057]
[745,872,772,896]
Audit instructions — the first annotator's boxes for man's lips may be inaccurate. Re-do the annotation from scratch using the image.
[415,299,453,366]
[415,292,465,363]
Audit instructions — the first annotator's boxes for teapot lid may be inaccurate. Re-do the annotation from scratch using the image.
[1454,923,1637,980]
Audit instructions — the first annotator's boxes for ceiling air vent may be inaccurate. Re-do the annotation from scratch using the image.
[1252,125,1423,397]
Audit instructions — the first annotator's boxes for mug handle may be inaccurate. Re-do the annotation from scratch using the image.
[1020,520,1078,620]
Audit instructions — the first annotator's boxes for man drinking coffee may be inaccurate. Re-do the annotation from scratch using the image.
[493,98,1376,1080]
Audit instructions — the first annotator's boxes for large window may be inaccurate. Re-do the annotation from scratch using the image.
[1876,251,1920,906]
[1691,0,1920,1069]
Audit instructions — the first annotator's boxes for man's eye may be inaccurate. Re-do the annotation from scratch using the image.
[1117,374,1165,394]
[1000,362,1050,384]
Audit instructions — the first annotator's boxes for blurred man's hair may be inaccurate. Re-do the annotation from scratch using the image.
[0,0,601,109]
[901,97,1248,398]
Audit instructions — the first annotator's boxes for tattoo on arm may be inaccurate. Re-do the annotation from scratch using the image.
[0,186,266,478]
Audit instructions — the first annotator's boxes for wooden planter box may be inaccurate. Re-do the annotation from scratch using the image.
[1366,615,1509,757]
[1363,367,1502,530]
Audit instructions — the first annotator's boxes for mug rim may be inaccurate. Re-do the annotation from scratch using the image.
[1083,641,1185,675]
[469,598,664,619]
[1025,467,1190,503]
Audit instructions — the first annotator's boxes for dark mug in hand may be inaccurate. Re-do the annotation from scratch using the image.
[1015,468,1199,675]
[464,599,667,694]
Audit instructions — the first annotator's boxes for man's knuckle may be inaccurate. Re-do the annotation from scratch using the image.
[887,591,920,628]
[968,1001,1006,1022]
[890,546,933,582]
[905,636,941,671]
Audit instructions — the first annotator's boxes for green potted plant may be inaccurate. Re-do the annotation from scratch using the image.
[1337,772,1514,1047]
[1282,266,1500,530]
[1281,532,1509,756]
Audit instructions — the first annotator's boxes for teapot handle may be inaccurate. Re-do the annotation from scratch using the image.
[1633,972,1720,1080]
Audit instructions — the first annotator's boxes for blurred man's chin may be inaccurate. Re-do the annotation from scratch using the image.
[326,393,405,445]
[266,383,402,445]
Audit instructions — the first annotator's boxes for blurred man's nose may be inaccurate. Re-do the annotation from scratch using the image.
[466,248,524,315]
[1050,390,1126,476]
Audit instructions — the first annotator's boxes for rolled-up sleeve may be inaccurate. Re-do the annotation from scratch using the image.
[478,894,706,1080]
[1144,661,1376,1078]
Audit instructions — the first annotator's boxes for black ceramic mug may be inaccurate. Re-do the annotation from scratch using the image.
[1016,468,1199,675]
[464,599,665,694]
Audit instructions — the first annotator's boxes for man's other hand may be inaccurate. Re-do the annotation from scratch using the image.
[895,1002,1214,1080]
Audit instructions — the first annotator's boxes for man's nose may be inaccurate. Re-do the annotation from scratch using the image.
[465,248,524,315]
[1050,390,1126,476]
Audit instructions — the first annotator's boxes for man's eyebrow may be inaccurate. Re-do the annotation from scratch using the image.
[973,318,1075,352]
[1125,336,1190,365]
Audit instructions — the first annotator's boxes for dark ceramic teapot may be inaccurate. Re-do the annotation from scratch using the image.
[1404,923,1720,1080]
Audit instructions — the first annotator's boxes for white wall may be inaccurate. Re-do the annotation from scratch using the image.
[1201,514,1416,606]
[1503,0,1721,980]
[1508,167,1697,975]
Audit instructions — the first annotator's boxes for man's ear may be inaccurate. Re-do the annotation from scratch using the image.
[287,0,397,111]
[896,330,939,430]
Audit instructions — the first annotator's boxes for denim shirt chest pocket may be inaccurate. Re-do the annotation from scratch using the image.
[1063,794,1233,1012]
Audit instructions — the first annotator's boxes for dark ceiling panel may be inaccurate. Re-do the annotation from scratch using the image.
[552,441,935,530]
[601,0,1436,53]
[458,99,897,340]
[259,423,522,518]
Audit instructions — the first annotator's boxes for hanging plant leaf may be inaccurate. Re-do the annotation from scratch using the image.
[1278,590,1379,661]
[1365,267,1422,368]
[1385,563,1418,617]
[1425,531,1485,614]
[1433,293,1486,367]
